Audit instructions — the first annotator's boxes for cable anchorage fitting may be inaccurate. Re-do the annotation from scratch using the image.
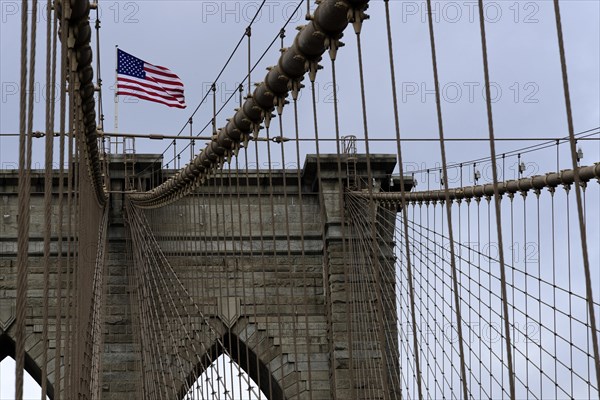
[272,136,289,144]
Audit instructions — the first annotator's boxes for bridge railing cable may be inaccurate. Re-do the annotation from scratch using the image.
[133,0,271,174]
[135,0,306,180]
[54,0,109,205]
[129,0,371,208]
[344,177,600,399]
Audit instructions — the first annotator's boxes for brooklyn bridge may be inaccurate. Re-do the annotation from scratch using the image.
[0,0,599,399]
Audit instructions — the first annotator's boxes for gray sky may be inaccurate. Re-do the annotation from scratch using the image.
[1,0,598,172]
[0,0,599,397]
[0,357,48,399]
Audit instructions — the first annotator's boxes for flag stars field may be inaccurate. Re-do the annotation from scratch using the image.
[116,49,187,109]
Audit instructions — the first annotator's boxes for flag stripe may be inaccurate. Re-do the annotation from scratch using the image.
[144,64,181,80]
[117,83,185,104]
[118,75,185,98]
[117,90,186,109]
[116,49,186,108]
[144,74,185,89]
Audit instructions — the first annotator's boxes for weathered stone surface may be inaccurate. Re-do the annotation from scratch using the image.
[0,154,402,399]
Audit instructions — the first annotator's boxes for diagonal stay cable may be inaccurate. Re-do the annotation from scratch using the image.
[126,202,264,399]
[552,1,600,393]
[166,1,267,140]
[131,0,369,207]
[136,0,304,178]
[405,127,598,177]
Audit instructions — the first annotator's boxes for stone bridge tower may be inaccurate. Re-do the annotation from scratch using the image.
[0,153,411,399]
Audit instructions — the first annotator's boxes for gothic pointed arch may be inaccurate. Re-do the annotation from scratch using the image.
[178,331,286,400]
[0,333,55,400]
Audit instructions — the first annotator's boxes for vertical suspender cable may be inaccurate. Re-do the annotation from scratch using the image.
[476,1,516,398]
[328,42,357,400]
[383,2,421,397]
[552,1,600,393]
[423,1,470,397]
[15,0,31,397]
[41,0,54,396]
[292,98,314,400]
[353,22,392,400]
[57,0,70,394]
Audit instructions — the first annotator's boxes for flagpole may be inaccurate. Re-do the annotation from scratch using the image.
[114,45,119,146]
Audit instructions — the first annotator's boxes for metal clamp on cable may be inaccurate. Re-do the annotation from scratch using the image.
[272,136,289,144]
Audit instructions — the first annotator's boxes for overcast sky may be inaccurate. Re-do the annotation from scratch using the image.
[0,0,598,174]
[0,0,599,397]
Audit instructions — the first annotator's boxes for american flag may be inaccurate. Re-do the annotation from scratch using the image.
[116,49,186,109]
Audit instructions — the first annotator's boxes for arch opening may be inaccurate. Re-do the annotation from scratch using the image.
[180,333,285,400]
[0,334,52,400]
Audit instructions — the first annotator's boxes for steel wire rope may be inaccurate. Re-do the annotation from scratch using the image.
[376,195,600,318]
[15,0,36,396]
[153,217,223,400]
[535,188,543,398]
[64,56,75,398]
[126,192,152,397]
[351,9,394,397]
[275,111,303,399]
[207,179,221,399]
[161,1,267,148]
[402,127,599,178]
[552,1,600,392]
[185,189,203,400]
[187,172,209,400]
[344,195,457,398]
[133,0,329,207]
[387,212,492,398]
[127,204,265,399]
[272,85,303,396]
[392,215,525,398]
[291,97,314,400]
[130,205,195,393]
[55,4,66,393]
[414,201,430,399]
[229,158,253,400]
[392,228,413,397]
[326,21,359,398]
[95,0,105,131]
[41,0,55,396]
[303,37,355,395]
[262,121,288,396]
[3,131,600,142]
[131,76,596,206]
[250,136,277,399]
[393,221,581,399]
[344,201,384,399]
[135,206,219,399]
[213,159,230,398]
[241,142,265,400]
[421,1,470,396]
[261,29,291,394]
[382,2,427,397]
[522,187,530,394]
[343,197,434,399]
[366,199,566,393]
[395,211,595,345]
[346,191,593,394]
[344,195,427,398]
[387,202,599,396]
[128,210,224,399]
[224,159,244,400]
[388,235,480,397]
[129,223,190,398]
[355,163,600,204]
[160,8,304,172]
[135,0,303,179]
